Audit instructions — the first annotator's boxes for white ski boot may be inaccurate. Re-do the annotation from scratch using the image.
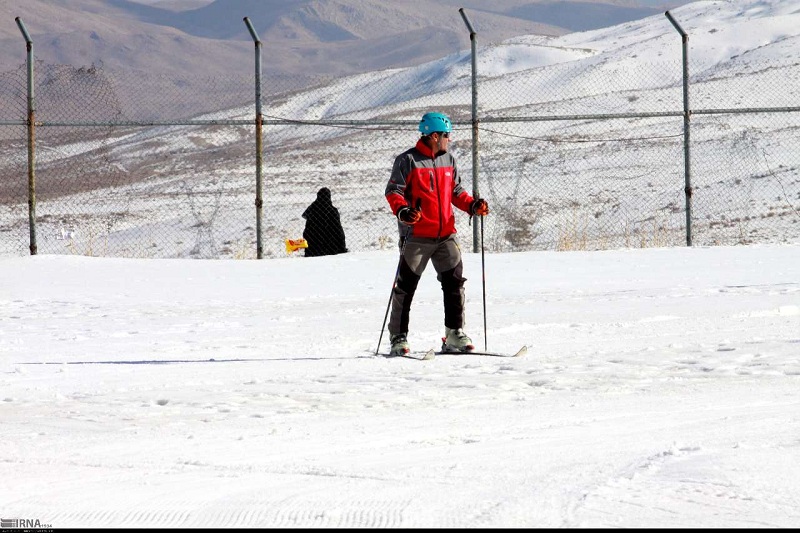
[442,327,475,353]
[389,333,410,356]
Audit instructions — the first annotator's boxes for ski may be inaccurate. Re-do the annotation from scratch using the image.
[378,348,436,361]
[376,345,526,360]
[437,345,527,358]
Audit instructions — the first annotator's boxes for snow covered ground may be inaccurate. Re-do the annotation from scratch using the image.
[1,242,799,527]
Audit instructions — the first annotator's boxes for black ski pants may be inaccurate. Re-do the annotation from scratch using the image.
[388,233,466,336]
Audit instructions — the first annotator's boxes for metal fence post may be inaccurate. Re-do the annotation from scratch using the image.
[666,11,692,246]
[244,17,264,259]
[16,17,37,255]
[459,8,480,253]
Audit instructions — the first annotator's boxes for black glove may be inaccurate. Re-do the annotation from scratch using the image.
[397,206,422,225]
[470,198,489,216]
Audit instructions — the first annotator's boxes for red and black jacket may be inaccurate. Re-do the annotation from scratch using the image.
[385,139,474,239]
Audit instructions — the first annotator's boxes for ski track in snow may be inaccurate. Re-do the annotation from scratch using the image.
[2,0,800,527]
[1,243,799,527]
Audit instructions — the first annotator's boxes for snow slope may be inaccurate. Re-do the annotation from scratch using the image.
[1,243,799,527]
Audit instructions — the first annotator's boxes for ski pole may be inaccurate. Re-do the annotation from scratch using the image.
[375,214,415,355]
[480,214,487,351]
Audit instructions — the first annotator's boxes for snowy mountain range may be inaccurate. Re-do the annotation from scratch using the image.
[1,0,691,84]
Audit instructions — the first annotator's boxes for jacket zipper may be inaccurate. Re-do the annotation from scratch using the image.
[433,158,443,238]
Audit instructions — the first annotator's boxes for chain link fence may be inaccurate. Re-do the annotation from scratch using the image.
[1,17,798,259]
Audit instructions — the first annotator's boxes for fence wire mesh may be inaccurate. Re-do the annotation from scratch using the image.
[0,27,798,259]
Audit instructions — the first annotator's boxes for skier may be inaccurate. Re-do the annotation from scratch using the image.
[302,187,348,257]
[384,111,489,356]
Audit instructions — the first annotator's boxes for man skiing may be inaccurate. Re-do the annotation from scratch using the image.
[384,111,489,356]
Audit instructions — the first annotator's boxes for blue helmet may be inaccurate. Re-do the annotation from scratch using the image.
[419,112,452,134]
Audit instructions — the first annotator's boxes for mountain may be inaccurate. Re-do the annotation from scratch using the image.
[506,1,664,31]
[112,0,672,41]
[0,0,691,83]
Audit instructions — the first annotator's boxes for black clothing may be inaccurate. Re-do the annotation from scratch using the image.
[302,187,347,257]
[388,234,465,335]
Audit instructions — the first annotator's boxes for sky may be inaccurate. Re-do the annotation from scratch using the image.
[1,242,799,527]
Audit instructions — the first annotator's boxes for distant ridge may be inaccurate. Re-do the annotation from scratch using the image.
[507,1,662,32]
[0,0,689,80]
